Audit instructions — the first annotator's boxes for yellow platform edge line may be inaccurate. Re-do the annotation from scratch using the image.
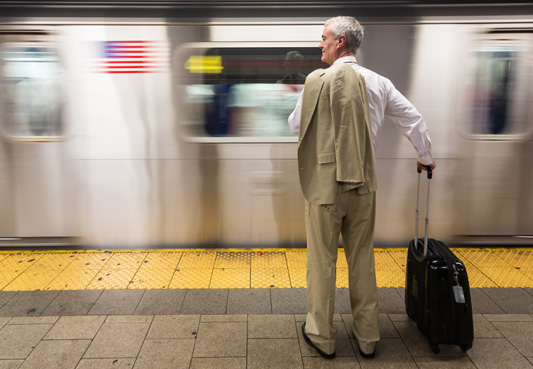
[1,247,532,255]
[1,247,532,291]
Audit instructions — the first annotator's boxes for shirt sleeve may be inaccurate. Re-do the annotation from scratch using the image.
[384,83,433,165]
[288,89,304,136]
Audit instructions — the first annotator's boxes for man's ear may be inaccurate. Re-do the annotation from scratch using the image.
[336,34,347,48]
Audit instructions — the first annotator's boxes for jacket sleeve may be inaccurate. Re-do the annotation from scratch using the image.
[330,65,366,186]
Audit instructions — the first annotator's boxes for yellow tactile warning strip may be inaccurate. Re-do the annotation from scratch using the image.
[0,248,531,291]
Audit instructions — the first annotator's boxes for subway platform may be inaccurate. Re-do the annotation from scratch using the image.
[0,248,532,368]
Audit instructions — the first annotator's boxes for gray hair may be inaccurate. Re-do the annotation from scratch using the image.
[324,16,364,54]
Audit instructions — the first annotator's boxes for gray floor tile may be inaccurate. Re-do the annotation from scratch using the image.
[334,289,351,314]
[302,356,360,369]
[19,339,90,369]
[466,338,533,369]
[88,290,145,315]
[180,290,228,315]
[44,316,106,340]
[392,321,465,357]
[83,321,150,358]
[378,288,405,314]
[353,338,416,369]
[484,314,533,322]
[146,315,200,339]
[190,357,246,369]
[396,288,406,301]
[0,324,52,359]
[0,318,9,330]
[227,289,271,314]
[0,360,24,369]
[8,316,58,325]
[379,314,400,338]
[473,314,502,338]
[470,289,505,314]
[134,289,186,315]
[482,288,533,314]
[133,338,194,369]
[201,314,247,322]
[41,290,103,316]
[193,322,247,358]
[333,321,356,357]
[248,338,303,369]
[75,358,135,369]
[271,288,307,314]
[105,315,153,323]
[0,291,60,317]
[0,292,17,310]
[388,314,409,322]
[492,321,533,356]
[413,356,476,368]
[248,314,297,339]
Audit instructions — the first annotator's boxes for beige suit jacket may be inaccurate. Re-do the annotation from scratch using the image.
[297,63,377,204]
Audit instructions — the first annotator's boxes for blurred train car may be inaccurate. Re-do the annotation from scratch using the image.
[0,1,532,249]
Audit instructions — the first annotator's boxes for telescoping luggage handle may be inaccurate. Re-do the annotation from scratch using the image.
[415,166,432,257]
[415,167,467,304]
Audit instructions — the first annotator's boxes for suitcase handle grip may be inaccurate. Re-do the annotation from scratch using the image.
[415,167,431,257]
[417,166,433,179]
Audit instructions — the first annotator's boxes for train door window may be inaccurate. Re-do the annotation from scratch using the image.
[177,45,327,140]
[0,43,64,140]
[468,36,530,136]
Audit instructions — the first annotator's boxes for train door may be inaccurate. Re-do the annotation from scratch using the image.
[0,30,74,246]
[458,30,533,238]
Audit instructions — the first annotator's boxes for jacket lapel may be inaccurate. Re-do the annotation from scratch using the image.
[298,70,325,144]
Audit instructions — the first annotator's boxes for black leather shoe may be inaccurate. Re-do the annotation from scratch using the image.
[301,322,336,360]
[358,349,375,359]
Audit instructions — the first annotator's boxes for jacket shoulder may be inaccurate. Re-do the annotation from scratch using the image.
[305,68,325,82]
[329,63,363,80]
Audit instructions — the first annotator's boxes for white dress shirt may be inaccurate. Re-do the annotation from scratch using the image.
[288,56,433,165]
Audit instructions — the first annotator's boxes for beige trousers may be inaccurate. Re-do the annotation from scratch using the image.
[305,189,380,355]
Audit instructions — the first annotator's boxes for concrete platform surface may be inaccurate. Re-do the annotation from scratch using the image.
[0,288,532,368]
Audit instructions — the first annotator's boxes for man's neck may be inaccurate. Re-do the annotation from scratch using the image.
[332,51,356,65]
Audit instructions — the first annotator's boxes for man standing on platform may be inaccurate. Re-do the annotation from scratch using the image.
[288,16,435,359]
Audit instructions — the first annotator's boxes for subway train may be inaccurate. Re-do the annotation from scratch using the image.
[0,1,532,249]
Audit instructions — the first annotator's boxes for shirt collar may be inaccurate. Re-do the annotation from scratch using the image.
[333,56,358,65]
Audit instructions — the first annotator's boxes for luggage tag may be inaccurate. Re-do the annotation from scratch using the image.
[451,263,466,303]
[453,285,466,304]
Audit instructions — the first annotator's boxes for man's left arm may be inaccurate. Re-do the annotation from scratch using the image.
[288,90,303,135]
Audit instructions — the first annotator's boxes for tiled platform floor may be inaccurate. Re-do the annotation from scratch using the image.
[0,287,532,368]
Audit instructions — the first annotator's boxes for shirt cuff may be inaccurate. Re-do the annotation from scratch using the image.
[418,152,433,165]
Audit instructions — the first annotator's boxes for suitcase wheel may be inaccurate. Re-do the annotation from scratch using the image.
[429,342,440,354]
[460,344,472,352]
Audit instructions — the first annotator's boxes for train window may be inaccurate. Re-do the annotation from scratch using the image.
[178,46,327,139]
[469,41,529,136]
[0,43,63,140]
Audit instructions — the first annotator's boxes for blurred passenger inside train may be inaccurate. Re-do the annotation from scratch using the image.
[288,16,436,360]
[277,51,306,85]
[185,48,317,137]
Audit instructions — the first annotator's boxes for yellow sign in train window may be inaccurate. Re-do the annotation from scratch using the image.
[185,56,223,73]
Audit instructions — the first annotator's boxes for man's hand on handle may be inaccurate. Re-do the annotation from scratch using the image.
[417,161,436,172]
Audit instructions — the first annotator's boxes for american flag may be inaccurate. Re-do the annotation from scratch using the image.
[88,40,169,74]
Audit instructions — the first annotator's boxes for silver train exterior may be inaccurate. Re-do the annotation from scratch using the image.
[1,7,532,249]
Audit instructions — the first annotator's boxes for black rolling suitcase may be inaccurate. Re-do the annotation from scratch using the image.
[405,167,474,354]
